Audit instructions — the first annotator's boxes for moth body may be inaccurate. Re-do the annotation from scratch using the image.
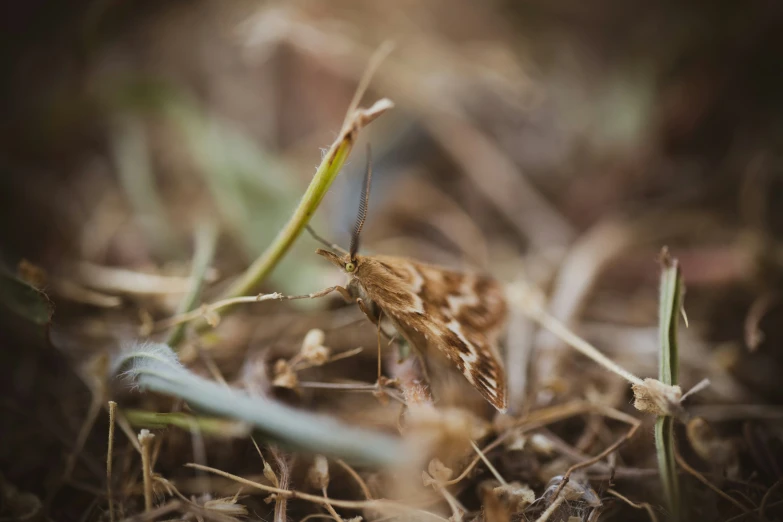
[316,248,509,411]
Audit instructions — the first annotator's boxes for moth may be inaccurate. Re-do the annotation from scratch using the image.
[310,146,508,411]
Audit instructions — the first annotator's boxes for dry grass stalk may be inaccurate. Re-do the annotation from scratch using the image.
[107,401,117,522]
[137,430,155,512]
[187,463,452,521]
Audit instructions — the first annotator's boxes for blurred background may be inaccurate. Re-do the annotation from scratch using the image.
[2,0,783,520]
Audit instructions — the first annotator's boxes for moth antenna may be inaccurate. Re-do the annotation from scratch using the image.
[305,225,348,255]
[349,144,373,259]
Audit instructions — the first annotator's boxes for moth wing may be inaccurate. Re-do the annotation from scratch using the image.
[356,256,508,411]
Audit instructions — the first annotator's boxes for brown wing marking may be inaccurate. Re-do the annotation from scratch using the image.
[355,255,508,411]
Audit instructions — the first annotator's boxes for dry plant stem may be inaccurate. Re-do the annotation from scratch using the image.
[138,430,155,512]
[335,459,373,500]
[118,500,183,522]
[760,479,783,519]
[207,44,395,321]
[607,489,659,522]
[552,408,641,499]
[116,410,142,454]
[442,400,600,487]
[470,440,507,486]
[535,494,566,522]
[154,292,284,331]
[62,394,103,482]
[673,447,752,515]
[297,381,406,403]
[271,447,291,522]
[186,463,449,522]
[532,311,643,386]
[322,487,345,522]
[726,501,783,522]
[107,401,117,522]
[439,488,464,521]
[534,219,632,390]
[76,262,197,295]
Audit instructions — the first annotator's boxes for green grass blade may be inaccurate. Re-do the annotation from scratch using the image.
[166,222,218,347]
[656,249,683,519]
[658,252,682,386]
[218,99,393,305]
[113,342,406,466]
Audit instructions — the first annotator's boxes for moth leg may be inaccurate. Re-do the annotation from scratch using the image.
[375,308,384,384]
[356,298,385,384]
[415,351,432,385]
[357,301,398,340]
[355,297,379,324]
[285,285,353,303]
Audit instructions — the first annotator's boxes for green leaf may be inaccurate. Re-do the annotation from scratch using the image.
[124,409,250,439]
[0,271,52,326]
[113,342,407,466]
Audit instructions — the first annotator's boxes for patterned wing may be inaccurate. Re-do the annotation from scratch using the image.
[355,255,508,411]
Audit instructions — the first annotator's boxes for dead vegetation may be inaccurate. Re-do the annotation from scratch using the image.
[2,1,783,521]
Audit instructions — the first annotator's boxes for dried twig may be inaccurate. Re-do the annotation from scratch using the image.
[138,430,155,512]
[674,447,752,515]
[186,463,450,522]
[107,401,117,522]
[607,489,659,522]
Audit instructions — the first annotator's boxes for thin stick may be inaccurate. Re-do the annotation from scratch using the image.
[607,489,659,522]
[186,463,449,522]
[552,410,641,499]
[470,440,507,486]
[335,459,373,500]
[138,430,155,512]
[342,41,395,129]
[443,433,512,486]
[760,479,783,519]
[154,292,284,331]
[107,401,117,522]
[674,446,751,514]
[292,347,364,372]
[526,301,644,386]
[63,394,103,481]
[117,500,182,522]
[321,487,345,522]
[535,495,566,522]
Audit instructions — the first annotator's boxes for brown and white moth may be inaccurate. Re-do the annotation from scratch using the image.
[312,146,508,411]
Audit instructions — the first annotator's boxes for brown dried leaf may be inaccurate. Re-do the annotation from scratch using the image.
[428,458,454,483]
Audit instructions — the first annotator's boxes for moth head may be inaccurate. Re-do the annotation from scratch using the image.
[315,248,360,275]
